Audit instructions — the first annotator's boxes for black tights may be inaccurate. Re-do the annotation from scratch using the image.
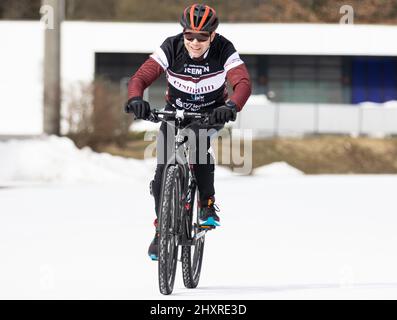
[151,119,222,216]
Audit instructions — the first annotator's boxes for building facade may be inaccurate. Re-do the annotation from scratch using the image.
[1,22,397,135]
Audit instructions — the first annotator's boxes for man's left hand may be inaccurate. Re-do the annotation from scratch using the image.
[210,101,238,125]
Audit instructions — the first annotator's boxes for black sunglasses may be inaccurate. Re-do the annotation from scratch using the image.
[183,32,211,42]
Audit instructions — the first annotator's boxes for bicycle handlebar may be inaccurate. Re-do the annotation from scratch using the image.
[145,108,211,125]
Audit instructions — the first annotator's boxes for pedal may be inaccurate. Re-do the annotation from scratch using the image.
[199,225,216,230]
[149,254,158,261]
[198,217,220,228]
[149,180,154,196]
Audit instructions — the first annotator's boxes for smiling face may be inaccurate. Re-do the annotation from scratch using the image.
[183,29,216,58]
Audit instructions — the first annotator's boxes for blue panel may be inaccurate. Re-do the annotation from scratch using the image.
[367,59,382,103]
[383,58,397,101]
[351,58,367,104]
[351,57,397,104]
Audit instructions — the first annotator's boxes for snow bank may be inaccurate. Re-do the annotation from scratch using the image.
[0,136,155,184]
[0,136,303,184]
[253,162,304,177]
[129,119,161,132]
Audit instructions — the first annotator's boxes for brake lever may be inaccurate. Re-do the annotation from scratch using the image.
[132,112,160,123]
[148,112,160,123]
[202,113,213,125]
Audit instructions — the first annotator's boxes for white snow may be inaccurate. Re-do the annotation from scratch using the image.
[130,119,161,132]
[1,137,397,299]
[253,162,304,177]
[0,136,156,184]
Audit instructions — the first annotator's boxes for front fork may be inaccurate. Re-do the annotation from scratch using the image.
[179,165,197,246]
[149,179,154,196]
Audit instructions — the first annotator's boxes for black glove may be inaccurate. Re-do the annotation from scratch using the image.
[210,101,238,125]
[124,97,151,120]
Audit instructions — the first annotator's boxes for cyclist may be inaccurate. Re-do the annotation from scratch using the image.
[124,4,251,260]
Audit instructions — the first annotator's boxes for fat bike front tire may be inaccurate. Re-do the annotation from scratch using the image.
[158,165,181,295]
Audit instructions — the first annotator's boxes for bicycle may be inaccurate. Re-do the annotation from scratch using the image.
[145,108,217,295]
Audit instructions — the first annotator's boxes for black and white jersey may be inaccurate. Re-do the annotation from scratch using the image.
[150,33,244,112]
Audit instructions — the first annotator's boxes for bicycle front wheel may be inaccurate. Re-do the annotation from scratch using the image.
[158,165,181,295]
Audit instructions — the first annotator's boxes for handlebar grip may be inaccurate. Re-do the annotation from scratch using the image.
[231,110,237,122]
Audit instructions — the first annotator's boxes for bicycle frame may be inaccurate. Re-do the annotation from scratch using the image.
[161,126,197,247]
[152,108,211,247]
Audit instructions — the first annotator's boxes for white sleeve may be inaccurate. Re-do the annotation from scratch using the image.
[224,51,244,72]
[150,47,169,70]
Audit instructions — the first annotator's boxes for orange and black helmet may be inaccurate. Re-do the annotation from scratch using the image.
[180,4,219,33]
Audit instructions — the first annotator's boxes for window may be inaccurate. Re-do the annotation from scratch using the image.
[267,56,347,104]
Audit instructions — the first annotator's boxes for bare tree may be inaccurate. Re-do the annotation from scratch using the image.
[0,0,41,19]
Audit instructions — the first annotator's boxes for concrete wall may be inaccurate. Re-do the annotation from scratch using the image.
[0,22,44,134]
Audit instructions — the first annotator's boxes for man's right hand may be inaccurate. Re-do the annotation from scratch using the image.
[124,97,151,120]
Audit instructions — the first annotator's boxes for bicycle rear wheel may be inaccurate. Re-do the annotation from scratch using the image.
[158,165,181,295]
[182,187,205,289]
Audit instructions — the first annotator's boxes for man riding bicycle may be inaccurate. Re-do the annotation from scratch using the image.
[124,4,251,260]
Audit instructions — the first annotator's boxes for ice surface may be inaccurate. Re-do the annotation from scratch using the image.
[1,137,397,299]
